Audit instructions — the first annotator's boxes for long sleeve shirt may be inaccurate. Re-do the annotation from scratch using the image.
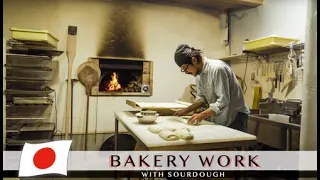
[195,57,250,126]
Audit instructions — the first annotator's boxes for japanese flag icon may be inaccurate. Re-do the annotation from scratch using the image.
[19,140,72,177]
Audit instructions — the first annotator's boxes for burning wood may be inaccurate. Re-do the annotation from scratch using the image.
[103,72,141,92]
[105,72,121,91]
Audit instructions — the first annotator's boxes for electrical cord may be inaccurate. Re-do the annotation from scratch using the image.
[225,10,249,47]
[230,10,249,20]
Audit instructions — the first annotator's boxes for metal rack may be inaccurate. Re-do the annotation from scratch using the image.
[4,39,63,150]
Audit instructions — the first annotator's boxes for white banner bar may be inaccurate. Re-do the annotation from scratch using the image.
[3,151,317,171]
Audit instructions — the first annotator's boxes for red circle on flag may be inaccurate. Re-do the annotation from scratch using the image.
[33,147,56,169]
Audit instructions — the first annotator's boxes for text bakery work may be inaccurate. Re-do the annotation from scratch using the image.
[109,154,260,169]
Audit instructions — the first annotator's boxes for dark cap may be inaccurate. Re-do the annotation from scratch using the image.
[174,44,192,67]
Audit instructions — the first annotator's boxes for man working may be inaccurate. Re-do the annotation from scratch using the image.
[174,44,250,132]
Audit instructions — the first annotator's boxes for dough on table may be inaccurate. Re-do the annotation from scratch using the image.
[159,130,179,141]
[162,126,177,132]
[180,127,190,131]
[174,128,194,140]
[148,125,177,134]
[148,125,164,134]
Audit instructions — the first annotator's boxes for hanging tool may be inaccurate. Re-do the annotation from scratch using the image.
[274,62,277,89]
[279,59,286,92]
[77,62,101,151]
[65,26,77,140]
[286,41,297,75]
[253,60,261,77]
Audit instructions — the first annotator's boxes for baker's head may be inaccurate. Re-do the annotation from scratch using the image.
[174,44,203,76]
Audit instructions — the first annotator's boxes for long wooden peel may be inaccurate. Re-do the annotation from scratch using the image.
[65,26,77,140]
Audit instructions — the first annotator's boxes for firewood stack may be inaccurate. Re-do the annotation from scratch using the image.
[123,80,141,92]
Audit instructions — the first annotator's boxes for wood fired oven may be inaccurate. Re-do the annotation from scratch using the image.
[88,56,153,96]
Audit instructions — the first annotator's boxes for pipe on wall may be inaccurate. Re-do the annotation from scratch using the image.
[299,0,317,151]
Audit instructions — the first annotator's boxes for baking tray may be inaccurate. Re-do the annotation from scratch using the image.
[5,89,54,95]
[8,48,64,57]
[6,130,54,146]
[5,64,52,70]
[6,53,52,61]
[10,27,59,48]
[4,89,55,103]
[6,66,54,80]
[6,139,52,146]
[6,123,25,133]
[13,97,53,105]
[20,123,55,132]
[6,104,52,120]
[7,138,53,145]
[6,77,51,91]
[7,38,57,50]
[244,35,299,52]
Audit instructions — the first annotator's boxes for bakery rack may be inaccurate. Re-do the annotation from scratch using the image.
[4,38,63,150]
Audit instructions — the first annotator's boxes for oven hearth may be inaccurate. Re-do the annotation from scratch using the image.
[89,57,153,96]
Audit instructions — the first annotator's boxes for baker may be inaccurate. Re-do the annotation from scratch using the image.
[173,44,250,133]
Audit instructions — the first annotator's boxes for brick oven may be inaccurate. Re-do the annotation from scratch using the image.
[88,57,153,96]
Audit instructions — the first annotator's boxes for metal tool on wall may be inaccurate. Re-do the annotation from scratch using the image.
[77,62,101,150]
[65,26,77,140]
[281,43,299,96]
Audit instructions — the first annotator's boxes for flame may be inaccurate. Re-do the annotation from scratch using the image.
[105,72,121,91]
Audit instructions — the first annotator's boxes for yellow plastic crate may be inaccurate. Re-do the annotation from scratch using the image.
[10,27,59,48]
[244,35,299,52]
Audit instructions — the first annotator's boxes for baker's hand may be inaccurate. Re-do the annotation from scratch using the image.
[174,109,189,116]
[188,113,204,125]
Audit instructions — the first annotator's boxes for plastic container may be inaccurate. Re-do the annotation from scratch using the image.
[13,97,53,105]
[268,113,290,123]
[10,27,59,48]
[244,35,299,52]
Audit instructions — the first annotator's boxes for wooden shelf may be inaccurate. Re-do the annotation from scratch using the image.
[220,43,305,62]
[219,54,247,61]
[243,43,305,55]
[143,0,263,12]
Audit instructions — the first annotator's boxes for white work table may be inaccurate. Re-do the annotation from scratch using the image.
[114,111,257,151]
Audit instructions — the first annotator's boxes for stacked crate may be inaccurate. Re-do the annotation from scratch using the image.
[4,28,63,150]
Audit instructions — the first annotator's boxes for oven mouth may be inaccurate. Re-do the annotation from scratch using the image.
[88,57,153,96]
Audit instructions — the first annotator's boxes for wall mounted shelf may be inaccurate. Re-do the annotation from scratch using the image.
[142,0,264,12]
[220,43,305,62]
[243,43,305,56]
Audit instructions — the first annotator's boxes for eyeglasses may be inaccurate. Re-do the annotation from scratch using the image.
[181,64,189,72]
